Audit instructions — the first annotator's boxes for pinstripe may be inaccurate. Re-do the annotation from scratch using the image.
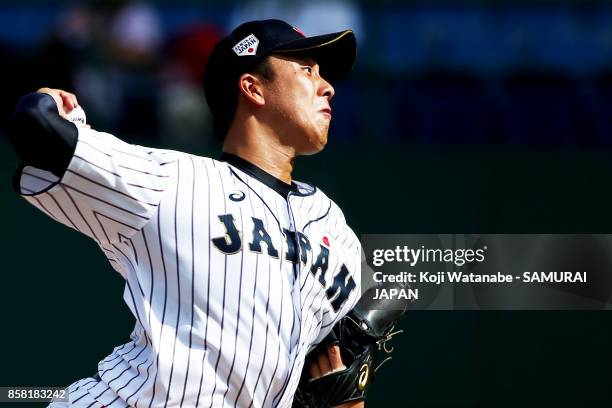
[118,163,168,178]
[303,195,317,227]
[46,191,78,231]
[303,201,331,231]
[61,185,100,241]
[123,236,140,268]
[195,158,212,408]
[148,204,169,408]
[124,227,155,406]
[125,223,159,403]
[247,254,272,408]
[260,192,286,407]
[121,276,147,337]
[180,156,197,406]
[102,344,137,373]
[71,380,98,404]
[246,181,274,408]
[80,138,154,163]
[101,344,129,364]
[110,147,155,162]
[91,385,111,402]
[282,195,300,342]
[164,160,181,408]
[221,175,246,404]
[79,140,114,158]
[209,166,229,407]
[107,345,148,389]
[71,379,97,393]
[111,244,137,276]
[106,396,121,407]
[126,182,165,192]
[233,178,260,406]
[271,195,301,406]
[74,154,122,178]
[31,196,60,222]
[142,229,154,331]
[106,346,147,385]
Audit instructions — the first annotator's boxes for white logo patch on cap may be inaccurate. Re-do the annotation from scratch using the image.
[232,34,259,56]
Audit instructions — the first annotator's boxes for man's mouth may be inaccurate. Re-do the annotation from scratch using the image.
[320,108,332,119]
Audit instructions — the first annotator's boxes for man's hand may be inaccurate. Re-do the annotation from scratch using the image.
[36,88,79,118]
[308,345,364,408]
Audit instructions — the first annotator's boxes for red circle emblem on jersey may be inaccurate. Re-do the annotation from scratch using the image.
[248,47,254,53]
[322,236,330,247]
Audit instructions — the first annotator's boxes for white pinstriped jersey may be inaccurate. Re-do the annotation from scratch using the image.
[17,126,362,408]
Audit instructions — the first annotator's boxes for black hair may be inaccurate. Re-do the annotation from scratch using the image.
[213,56,276,141]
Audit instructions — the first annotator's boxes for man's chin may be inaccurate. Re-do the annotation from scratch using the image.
[295,131,328,155]
[300,146,325,156]
[303,137,328,155]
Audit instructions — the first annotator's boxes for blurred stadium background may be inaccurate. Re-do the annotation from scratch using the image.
[1,0,612,407]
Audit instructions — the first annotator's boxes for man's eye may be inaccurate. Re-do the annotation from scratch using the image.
[303,66,313,74]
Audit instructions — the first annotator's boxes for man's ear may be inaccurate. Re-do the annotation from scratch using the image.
[237,73,265,107]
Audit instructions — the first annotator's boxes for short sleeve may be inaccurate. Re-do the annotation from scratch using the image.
[15,126,173,244]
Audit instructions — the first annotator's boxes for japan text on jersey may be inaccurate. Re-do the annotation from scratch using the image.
[17,127,362,408]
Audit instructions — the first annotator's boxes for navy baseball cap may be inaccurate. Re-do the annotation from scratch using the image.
[203,19,357,138]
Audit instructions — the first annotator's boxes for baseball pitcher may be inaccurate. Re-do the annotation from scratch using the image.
[10,20,403,408]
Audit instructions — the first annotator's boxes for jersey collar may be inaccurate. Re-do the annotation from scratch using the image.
[220,152,293,198]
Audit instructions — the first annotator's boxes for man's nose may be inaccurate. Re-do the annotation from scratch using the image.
[319,78,335,100]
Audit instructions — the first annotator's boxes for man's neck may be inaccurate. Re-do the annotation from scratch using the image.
[223,127,295,185]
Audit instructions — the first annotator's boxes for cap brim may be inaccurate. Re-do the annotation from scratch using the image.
[271,30,356,82]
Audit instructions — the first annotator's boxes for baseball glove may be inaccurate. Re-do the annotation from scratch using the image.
[292,282,408,408]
